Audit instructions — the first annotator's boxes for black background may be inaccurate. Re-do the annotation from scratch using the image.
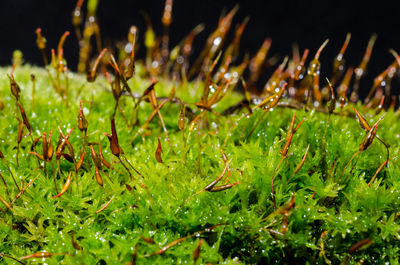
[1,0,400,91]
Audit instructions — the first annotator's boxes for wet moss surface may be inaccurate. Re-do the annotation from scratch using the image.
[0,65,399,264]
[1,0,400,264]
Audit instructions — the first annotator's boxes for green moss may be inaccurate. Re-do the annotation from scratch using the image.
[0,65,399,264]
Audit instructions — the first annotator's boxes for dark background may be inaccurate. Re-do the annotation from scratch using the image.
[1,0,400,91]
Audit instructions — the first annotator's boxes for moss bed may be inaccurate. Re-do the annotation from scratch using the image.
[0,64,398,264]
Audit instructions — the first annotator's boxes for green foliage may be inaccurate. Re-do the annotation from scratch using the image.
[0,65,400,264]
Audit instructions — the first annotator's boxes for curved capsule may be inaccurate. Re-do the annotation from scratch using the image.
[348,238,374,254]
[95,196,114,213]
[209,181,240,192]
[57,127,74,161]
[313,74,322,104]
[155,138,163,163]
[204,163,229,191]
[256,83,287,109]
[293,145,310,175]
[29,151,44,161]
[326,78,336,114]
[63,137,75,161]
[50,49,57,68]
[78,101,88,132]
[72,0,84,27]
[105,118,121,157]
[52,173,72,198]
[8,68,21,100]
[366,61,398,102]
[269,82,287,109]
[17,103,31,133]
[57,31,70,58]
[20,252,69,260]
[248,38,272,85]
[35,28,47,50]
[178,108,185,131]
[359,116,384,151]
[353,108,371,131]
[76,152,85,172]
[71,232,82,250]
[87,48,107,82]
[332,33,351,84]
[140,235,156,244]
[17,121,24,144]
[98,145,111,169]
[95,166,103,186]
[355,34,377,79]
[90,145,102,169]
[376,95,385,114]
[352,34,377,102]
[62,153,74,163]
[263,56,288,95]
[188,6,238,78]
[294,49,309,80]
[193,239,204,263]
[337,67,353,107]
[124,26,137,80]
[308,39,329,77]
[46,130,54,161]
[201,51,221,105]
[222,17,249,64]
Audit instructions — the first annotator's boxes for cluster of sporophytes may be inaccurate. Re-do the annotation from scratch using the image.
[1,1,400,264]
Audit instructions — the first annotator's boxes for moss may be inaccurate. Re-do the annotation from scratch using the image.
[0,63,398,264]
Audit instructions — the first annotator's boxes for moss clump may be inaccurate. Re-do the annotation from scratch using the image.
[0,64,398,264]
[1,1,400,264]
